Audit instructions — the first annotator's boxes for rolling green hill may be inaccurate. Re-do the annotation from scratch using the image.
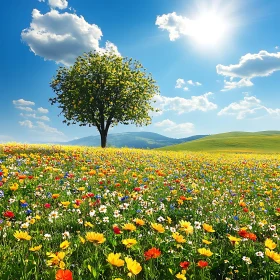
[158,131,280,153]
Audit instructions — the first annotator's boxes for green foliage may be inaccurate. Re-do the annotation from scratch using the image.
[50,51,160,147]
[159,131,280,153]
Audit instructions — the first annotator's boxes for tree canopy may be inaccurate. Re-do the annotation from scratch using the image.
[49,51,160,147]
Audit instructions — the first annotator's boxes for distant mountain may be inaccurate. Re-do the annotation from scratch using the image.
[158,131,280,153]
[59,132,208,149]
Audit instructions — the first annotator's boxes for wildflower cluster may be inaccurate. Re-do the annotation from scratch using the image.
[0,144,279,279]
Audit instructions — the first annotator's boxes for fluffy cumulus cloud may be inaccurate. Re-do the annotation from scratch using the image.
[154,119,194,137]
[37,107,49,114]
[154,92,217,114]
[21,9,120,66]
[217,50,280,90]
[36,121,64,136]
[221,78,253,91]
[155,12,195,41]
[218,96,280,119]
[13,99,35,106]
[48,0,68,10]
[175,79,201,90]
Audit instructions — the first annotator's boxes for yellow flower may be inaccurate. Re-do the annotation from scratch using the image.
[198,248,213,257]
[79,236,85,244]
[52,193,60,199]
[265,248,280,264]
[107,253,125,267]
[85,221,94,228]
[133,218,145,226]
[29,245,42,251]
[85,232,106,244]
[122,238,137,248]
[203,223,215,233]
[14,231,32,241]
[179,220,194,234]
[61,201,71,207]
[60,240,70,249]
[202,239,212,245]
[125,257,142,275]
[46,251,65,268]
[29,218,36,225]
[227,235,241,245]
[172,232,186,243]
[122,223,136,231]
[176,272,187,280]
[265,239,277,250]
[167,216,172,224]
[151,223,165,233]
[10,183,19,191]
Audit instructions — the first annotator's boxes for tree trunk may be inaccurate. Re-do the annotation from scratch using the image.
[100,130,108,148]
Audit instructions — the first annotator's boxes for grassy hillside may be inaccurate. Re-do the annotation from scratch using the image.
[158,131,280,153]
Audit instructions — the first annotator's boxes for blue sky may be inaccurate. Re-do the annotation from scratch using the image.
[1,0,280,143]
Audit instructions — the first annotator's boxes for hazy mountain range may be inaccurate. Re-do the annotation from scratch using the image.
[56,132,208,149]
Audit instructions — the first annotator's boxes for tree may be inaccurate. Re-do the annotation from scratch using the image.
[49,51,160,148]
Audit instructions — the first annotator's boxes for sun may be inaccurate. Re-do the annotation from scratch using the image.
[192,12,228,46]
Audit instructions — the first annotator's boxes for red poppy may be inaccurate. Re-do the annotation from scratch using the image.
[276,208,280,212]
[180,261,190,269]
[44,203,51,209]
[113,226,122,234]
[197,260,208,268]
[144,248,161,260]
[55,269,73,280]
[3,210,15,219]
[243,207,249,212]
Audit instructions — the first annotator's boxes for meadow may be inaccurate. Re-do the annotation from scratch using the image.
[0,144,279,280]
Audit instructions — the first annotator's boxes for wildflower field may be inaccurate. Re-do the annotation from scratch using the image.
[0,144,279,280]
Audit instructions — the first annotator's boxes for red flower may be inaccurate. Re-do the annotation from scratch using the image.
[44,203,51,209]
[113,226,122,234]
[238,229,249,238]
[144,248,161,260]
[248,233,257,241]
[180,261,190,269]
[197,260,208,268]
[55,269,73,280]
[243,207,249,212]
[276,208,280,212]
[134,187,141,191]
[3,210,15,219]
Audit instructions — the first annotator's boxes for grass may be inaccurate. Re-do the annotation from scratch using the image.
[158,131,280,153]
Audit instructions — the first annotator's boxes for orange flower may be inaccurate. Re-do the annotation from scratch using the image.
[55,269,73,280]
[144,248,161,260]
[248,233,257,241]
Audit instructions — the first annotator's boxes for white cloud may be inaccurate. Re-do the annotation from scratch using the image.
[20,113,50,121]
[15,106,34,112]
[187,80,202,86]
[154,92,217,114]
[275,46,279,50]
[221,78,253,91]
[37,107,49,114]
[38,0,45,2]
[13,99,35,106]
[217,50,280,90]
[36,121,64,136]
[48,0,68,10]
[19,120,34,129]
[154,119,175,127]
[183,87,189,91]
[218,96,280,119]
[21,9,120,66]
[154,119,194,137]
[175,78,185,88]
[155,12,195,41]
